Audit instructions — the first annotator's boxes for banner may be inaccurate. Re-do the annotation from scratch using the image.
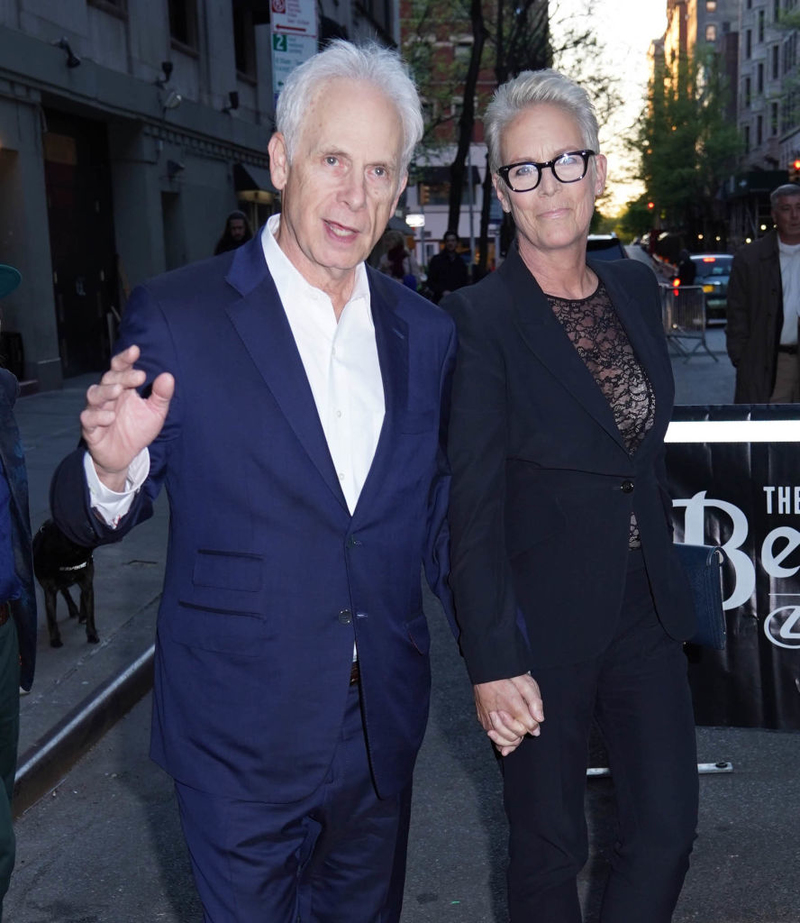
[666,404,800,729]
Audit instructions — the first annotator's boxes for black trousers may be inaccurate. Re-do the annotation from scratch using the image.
[503,552,698,923]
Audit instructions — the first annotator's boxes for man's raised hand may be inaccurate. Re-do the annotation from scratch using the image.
[80,345,174,491]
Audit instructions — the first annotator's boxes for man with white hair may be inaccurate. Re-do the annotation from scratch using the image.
[727,182,800,402]
[51,41,455,922]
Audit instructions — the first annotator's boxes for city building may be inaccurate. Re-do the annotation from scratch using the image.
[0,0,396,389]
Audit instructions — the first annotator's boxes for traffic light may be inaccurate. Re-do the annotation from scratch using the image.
[790,158,800,183]
[647,201,655,211]
[419,183,430,206]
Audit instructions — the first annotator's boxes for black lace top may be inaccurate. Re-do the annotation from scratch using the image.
[546,280,655,547]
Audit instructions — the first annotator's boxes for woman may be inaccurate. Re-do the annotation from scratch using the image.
[378,229,421,290]
[443,70,698,922]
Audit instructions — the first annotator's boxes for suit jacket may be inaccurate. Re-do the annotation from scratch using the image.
[726,230,783,403]
[51,234,456,802]
[443,248,694,683]
[0,368,36,691]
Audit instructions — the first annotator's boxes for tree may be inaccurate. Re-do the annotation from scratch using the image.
[633,46,741,248]
[401,0,621,274]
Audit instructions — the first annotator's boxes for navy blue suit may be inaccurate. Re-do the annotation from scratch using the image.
[52,234,456,919]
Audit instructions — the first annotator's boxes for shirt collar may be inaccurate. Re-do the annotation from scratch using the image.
[261,214,369,307]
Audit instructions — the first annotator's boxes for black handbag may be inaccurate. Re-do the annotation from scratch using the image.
[673,542,727,650]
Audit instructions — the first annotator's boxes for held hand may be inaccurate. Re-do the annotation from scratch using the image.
[80,345,174,490]
[474,674,544,757]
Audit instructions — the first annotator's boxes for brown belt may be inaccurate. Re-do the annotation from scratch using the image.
[349,660,360,685]
[0,602,10,627]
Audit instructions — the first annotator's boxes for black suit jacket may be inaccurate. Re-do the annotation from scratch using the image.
[444,248,694,683]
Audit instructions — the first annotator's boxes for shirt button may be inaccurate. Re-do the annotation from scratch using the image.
[338,609,352,624]
[621,480,634,494]
[338,472,345,481]
[336,410,342,418]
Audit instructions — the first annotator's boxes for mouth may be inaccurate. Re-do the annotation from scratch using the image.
[324,220,360,241]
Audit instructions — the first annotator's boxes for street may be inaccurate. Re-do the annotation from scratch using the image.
[5,274,797,922]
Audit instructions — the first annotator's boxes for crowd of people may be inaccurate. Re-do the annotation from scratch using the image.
[1,34,794,923]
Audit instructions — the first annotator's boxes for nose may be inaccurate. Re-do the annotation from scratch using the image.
[537,165,559,196]
[339,170,368,210]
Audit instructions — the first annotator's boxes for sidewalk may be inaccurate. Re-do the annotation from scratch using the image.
[13,375,168,807]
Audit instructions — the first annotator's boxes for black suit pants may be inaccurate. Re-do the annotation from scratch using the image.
[503,551,698,923]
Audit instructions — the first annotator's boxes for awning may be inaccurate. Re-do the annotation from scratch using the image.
[417,165,482,185]
[234,162,278,197]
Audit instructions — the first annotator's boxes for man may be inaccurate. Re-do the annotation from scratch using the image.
[213,209,253,255]
[51,42,455,922]
[426,230,469,303]
[0,263,36,920]
[727,183,800,402]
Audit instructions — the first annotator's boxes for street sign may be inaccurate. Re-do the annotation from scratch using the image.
[271,33,317,100]
[271,0,317,38]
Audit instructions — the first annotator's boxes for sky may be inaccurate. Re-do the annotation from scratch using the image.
[551,0,669,212]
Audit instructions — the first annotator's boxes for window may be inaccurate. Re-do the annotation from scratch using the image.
[233,4,257,78]
[744,75,752,107]
[169,0,198,49]
[757,114,763,145]
[745,29,752,58]
[743,124,750,152]
[759,10,766,42]
[88,0,127,14]
[771,101,780,135]
[758,62,764,94]
[775,0,781,20]
[773,44,781,79]
[706,24,717,42]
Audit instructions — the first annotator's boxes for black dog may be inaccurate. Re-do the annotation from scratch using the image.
[32,519,97,648]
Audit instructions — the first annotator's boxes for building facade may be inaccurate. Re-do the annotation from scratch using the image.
[0,0,396,389]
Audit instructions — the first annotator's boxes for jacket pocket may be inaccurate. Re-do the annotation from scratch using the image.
[192,549,263,592]
[406,611,431,655]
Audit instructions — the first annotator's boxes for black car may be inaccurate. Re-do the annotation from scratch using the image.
[586,234,628,260]
[690,254,733,323]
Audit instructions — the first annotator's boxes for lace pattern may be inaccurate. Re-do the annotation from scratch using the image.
[547,281,655,547]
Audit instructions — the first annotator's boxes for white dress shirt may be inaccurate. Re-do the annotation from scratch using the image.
[87,214,385,520]
[778,239,800,345]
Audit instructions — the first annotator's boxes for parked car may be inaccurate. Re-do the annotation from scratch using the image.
[586,234,628,260]
[688,254,733,323]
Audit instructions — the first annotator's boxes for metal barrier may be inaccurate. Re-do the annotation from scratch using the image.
[659,284,718,362]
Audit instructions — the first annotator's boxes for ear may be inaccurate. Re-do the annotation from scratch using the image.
[268,133,289,191]
[593,153,608,198]
[493,173,512,214]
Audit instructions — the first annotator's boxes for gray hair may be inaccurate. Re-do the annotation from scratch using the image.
[771,183,800,206]
[484,69,600,174]
[275,40,423,176]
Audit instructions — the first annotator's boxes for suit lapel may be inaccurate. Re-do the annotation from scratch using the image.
[224,237,348,512]
[351,271,408,520]
[592,260,674,452]
[501,248,626,450]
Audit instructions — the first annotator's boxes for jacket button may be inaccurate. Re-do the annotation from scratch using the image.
[338,609,352,624]
[621,480,634,494]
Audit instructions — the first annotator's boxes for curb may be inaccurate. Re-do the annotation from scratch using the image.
[13,645,154,818]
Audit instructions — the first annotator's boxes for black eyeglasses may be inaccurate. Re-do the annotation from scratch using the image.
[497,150,596,192]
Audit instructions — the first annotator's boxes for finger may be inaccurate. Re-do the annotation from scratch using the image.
[488,711,527,746]
[109,344,140,371]
[148,372,175,411]
[80,408,118,433]
[514,676,546,724]
[487,729,522,754]
[490,709,528,739]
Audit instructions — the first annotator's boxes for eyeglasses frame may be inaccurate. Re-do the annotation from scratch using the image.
[496,150,596,193]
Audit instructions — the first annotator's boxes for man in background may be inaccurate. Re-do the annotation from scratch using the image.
[213,209,253,255]
[727,183,800,402]
[426,230,469,303]
[0,263,36,920]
